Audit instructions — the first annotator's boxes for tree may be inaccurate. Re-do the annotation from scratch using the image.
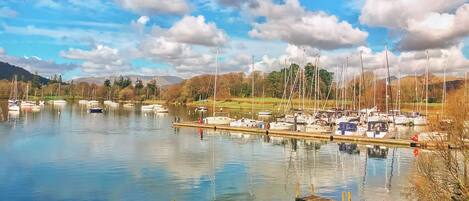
[104,79,111,88]
[135,79,143,95]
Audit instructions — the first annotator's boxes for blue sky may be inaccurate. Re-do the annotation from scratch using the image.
[0,0,468,80]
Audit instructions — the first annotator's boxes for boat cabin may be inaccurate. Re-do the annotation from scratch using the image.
[367,121,389,132]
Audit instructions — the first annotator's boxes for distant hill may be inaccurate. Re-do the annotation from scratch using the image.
[71,75,184,86]
[0,61,50,84]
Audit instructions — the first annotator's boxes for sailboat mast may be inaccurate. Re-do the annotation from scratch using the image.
[442,61,447,117]
[14,75,18,100]
[385,45,395,123]
[213,50,219,116]
[344,57,348,110]
[360,50,365,110]
[397,65,401,114]
[425,50,429,116]
[251,55,255,119]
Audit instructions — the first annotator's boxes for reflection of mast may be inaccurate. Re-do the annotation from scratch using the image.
[387,147,397,191]
[210,133,216,200]
[361,146,368,198]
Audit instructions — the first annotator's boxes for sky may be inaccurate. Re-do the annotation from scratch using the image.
[0,0,468,80]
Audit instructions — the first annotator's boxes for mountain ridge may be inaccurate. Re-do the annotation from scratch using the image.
[70,75,184,86]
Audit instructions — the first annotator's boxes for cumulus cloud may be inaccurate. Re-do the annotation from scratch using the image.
[253,43,469,78]
[248,0,368,50]
[0,7,18,18]
[61,45,131,74]
[360,0,469,51]
[0,47,5,55]
[167,15,228,47]
[398,5,469,50]
[115,0,190,15]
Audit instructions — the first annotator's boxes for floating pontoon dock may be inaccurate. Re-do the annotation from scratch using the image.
[173,122,441,148]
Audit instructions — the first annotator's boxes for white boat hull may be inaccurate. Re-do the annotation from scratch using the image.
[269,122,294,131]
[8,105,20,111]
[204,117,234,125]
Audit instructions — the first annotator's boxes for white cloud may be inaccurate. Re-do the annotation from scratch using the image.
[61,45,131,74]
[252,43,469,79]
[36,0,62,9]
[137,16,149,25]
[115,0,190,15]
[359,0,465,28]
[360,0,469,51]
[398,4,469,50]
[167,15,228,47]
[0,7,17,18]
[0,47,5,55]
[248,0,368,50]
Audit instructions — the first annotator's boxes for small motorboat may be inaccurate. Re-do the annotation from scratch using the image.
[89,107,103,113]
[38,100,45,106]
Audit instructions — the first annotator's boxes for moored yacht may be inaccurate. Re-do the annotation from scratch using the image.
[335,122,365,136]
[204,116,234,125]
[365,121,389,138]
[230,118,262,128]
[268,121,294,131]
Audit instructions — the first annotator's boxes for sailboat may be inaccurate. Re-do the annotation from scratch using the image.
[204,50,234,125]
[258,70,272,116]
[231,56,262,127]
[8,75,20,111]
[20,84,35,107]
[411,51,429,126]
[52,81,67,105]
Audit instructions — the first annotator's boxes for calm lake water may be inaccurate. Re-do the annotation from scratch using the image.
[0,103,417,201]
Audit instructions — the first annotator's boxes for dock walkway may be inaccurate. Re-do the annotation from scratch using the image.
[173,122,431,148]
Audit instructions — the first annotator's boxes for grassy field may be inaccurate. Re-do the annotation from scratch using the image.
[188,97,444,114]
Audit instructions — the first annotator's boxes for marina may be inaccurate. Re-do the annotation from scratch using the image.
[0,103,418,200]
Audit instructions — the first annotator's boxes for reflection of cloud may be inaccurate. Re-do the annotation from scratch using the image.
[0,109,414,200]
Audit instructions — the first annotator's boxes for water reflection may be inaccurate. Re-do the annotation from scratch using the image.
[0,103,415,201]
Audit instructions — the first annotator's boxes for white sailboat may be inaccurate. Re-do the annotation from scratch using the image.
[8,75,20,111]
[52,81,67,105]
[204,50,234,125]
[410,51,430,126]
[20,84,35,108]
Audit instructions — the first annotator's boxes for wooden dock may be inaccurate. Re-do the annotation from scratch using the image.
[173,122,431,148]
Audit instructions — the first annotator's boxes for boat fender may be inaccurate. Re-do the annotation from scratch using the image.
[329,135,333,141]
[214,126,217,130]
[265,130,269,135]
